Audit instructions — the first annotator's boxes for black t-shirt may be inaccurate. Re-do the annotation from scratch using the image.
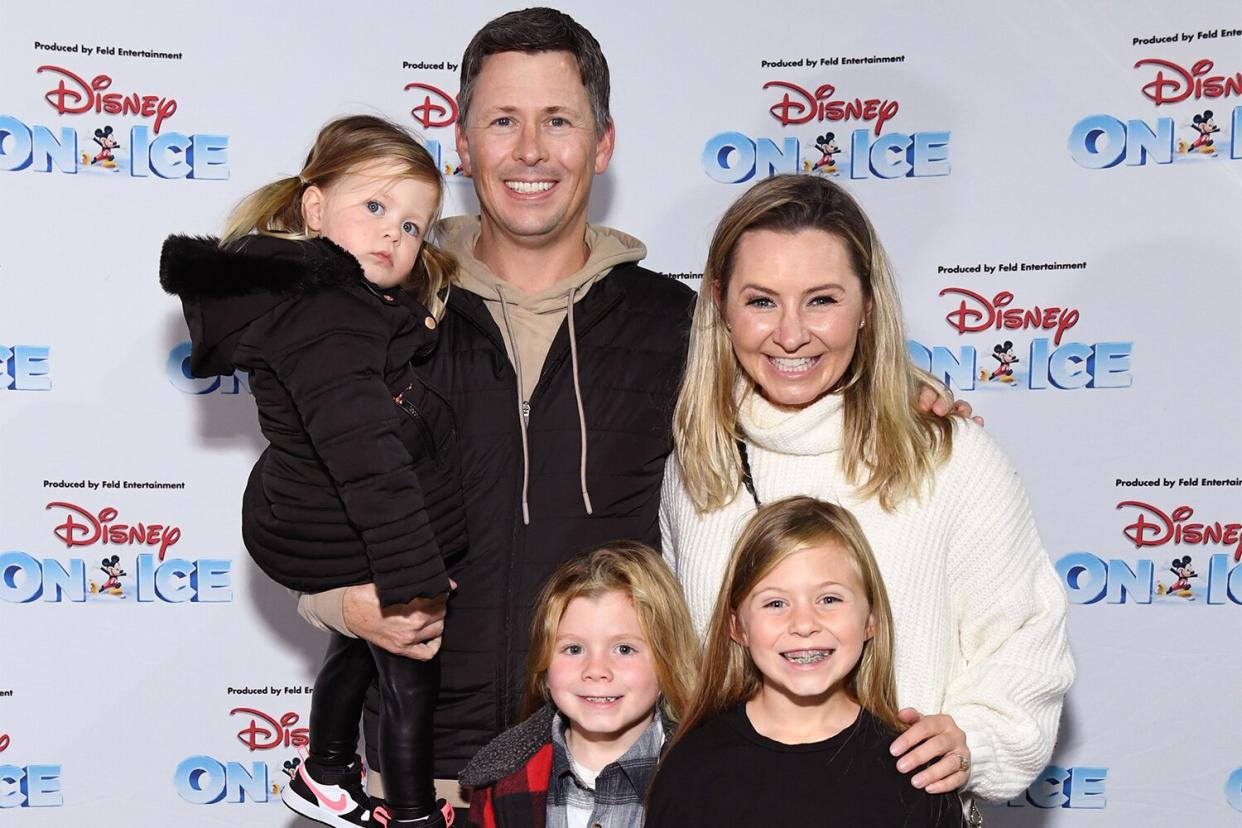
[646,704,963,827]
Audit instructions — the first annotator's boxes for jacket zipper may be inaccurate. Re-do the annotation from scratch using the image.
[446,298,524,735]
[525,286,623,416]
[393,383,439,465]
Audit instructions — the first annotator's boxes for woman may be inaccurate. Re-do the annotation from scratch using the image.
[660,174,1073,816]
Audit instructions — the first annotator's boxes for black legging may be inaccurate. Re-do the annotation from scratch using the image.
[308,632,438,821]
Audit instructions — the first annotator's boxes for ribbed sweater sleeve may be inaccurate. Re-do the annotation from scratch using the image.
[935,427,1074,800]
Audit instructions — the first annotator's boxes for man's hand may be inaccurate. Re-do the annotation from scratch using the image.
[917,385,983,426]
[342,580,455,660]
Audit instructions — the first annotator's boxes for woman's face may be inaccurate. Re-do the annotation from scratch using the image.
[719,228,870,410]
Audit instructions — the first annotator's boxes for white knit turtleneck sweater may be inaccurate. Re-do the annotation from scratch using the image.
[660,392,1074,802]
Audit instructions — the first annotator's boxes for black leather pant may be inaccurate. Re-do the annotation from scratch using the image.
[309,632,438,821]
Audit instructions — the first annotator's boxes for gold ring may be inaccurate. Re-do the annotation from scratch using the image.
[954,752,970,774]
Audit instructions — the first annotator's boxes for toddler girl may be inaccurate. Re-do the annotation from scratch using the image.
[161,115,463,828]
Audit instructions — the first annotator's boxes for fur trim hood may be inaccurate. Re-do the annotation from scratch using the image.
[459,705,556,789]
[160,233,366,301]
[159,234,378,377]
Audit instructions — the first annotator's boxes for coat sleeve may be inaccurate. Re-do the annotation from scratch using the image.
[263,291,448,606]
[464,784,495,828]
[938,424,1075,801]
[296,588,354,637]
[659,461,677,571]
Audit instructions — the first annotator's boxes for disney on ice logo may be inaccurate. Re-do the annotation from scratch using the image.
[1068,57,1240,168]
[764,81,899,134]
[2,344,50,391]
[0,64,228,178]
[175,706,308,805]
[1137,57,1242,106]
[50,500,182,560]
[0,734,63,809]
[167,342,250,395]
[1228,766,1242,812]
[0,502,230,603]
[907,287,1131,391]
[1006,766,1107,809]
[703,79,947,183]
[405,82,457,129]
[402,80,466,178]
[39,64,178,132]
[1055,501,1242,605]
[231,706,309,752]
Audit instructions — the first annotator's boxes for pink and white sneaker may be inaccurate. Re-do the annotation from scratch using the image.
[281,756,375,827]
[371,797,455,827]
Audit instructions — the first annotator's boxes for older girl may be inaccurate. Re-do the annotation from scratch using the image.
[647,496,963,826]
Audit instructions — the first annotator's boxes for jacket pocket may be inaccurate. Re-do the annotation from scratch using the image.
[393,382,439,465]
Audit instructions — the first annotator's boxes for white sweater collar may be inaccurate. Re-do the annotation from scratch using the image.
[737,390,845,456]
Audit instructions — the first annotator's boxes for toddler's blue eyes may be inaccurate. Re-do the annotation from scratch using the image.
[366,201,384,215]
[402,221,420,237]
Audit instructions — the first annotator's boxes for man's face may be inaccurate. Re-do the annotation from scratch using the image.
[456,50,614,250]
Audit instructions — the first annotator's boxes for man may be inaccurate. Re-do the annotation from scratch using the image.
[300,5,694,798]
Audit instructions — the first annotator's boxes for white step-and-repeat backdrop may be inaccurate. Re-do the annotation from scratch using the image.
[2,1,1240,824]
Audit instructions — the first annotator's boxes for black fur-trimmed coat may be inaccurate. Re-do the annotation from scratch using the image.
[159,234,465,605]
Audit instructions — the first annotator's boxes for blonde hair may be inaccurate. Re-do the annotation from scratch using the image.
[671,496,902,750]
[221,114,455,318]
[673,174,952,512]
[520,541,700,725]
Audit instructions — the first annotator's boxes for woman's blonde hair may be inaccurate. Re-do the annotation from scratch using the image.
[221,114,455,317]
[671,496,902,750]
[673,174,952,512]
[520,541,700,725]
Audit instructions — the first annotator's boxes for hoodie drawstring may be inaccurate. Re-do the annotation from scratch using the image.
[495,284,532,526]
[566,286,593,516]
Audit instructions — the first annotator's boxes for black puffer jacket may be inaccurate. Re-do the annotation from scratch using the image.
[369,261,693,775]
[159,234,466,606]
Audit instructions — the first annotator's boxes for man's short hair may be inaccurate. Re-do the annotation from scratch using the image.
[458,7,612,136]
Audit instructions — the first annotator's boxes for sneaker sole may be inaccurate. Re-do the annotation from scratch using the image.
[281,784,369,828]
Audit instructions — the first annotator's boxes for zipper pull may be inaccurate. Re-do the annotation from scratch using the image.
[521,399,531,426]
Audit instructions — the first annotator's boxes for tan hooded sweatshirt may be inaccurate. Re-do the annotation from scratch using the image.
[436,215,647,405]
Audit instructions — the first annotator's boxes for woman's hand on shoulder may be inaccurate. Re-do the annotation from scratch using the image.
[917,385,983,426]
[889,707,970,794]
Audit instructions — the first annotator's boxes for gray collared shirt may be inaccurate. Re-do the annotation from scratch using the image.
[546,710,665,828]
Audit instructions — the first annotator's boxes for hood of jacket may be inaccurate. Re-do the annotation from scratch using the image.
[159,234,373,377]
[436,215,647,312]
[459,704,556,789]
[458,704,676,790]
